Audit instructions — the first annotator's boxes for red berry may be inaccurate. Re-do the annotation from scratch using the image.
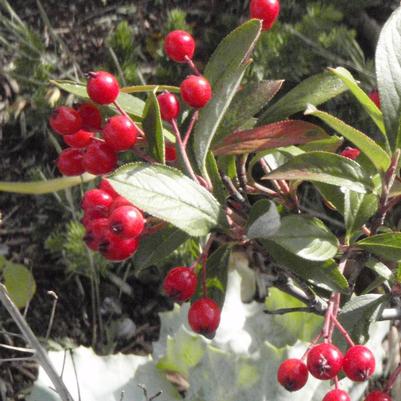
[250,0,280,31]
[157,92,180,121]
[306,343,343,380]
[103,115,138,151]
[77,103,102,130]
[369,90,381,109]
[340,147,360,160]
[188,297,220,337]
[365,390,392,401]
[64,129,94,148]
[110,196,133,213]
[82,141,117,175]
[84,218,109,251]
[180,75,212,109]
[98,232,139,261]
[165,143,177,162]
[108,205,144,239]
[322,389,351,401]
[277,359,308,392]
[163,267,198,302]
[343,345,375,382]
[82,189,113,218]
[99,179,119,198]
[87,71,120,105]
[56,148,85,176]
[164,30,195,63]
[50,106,82,135]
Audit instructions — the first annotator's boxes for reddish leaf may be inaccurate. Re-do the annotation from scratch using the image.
[212,120,329,156]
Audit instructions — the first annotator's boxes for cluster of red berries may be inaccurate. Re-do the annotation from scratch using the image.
[162,266,221,338]
[82,179,144,261]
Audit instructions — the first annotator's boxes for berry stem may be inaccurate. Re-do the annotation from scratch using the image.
[184,55,202,76]
[334,376,339,389]
[329,312,355,347]
[322,293,336,342]
[200,236,214,297]
[183,111,199,147]
[301,332,323,360]
[112,100,146,139]
[385,362,401,392]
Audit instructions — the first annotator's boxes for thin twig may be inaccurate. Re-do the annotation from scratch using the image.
[184,55,201,76]
[183,111,199,147]
[45,291,58,341]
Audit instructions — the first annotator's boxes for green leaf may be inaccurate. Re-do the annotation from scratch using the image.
[246,200,281,240]
[268,215,339,261]
[109,163,226,237]
[121,84,180,94]
[142,91,165,163]
[299,135,343,153]
[213,120,328,156]
[376,6,401,150]
[265,151,375,194]
[193,19,262,176]
[357,233,401,261]
[50,80,145,120]
[132,226,189,270]
[365,259,393,281]
[206,152,227,205]
[305,104,390,172]
[0,173,95,194]
[258,72,347,125]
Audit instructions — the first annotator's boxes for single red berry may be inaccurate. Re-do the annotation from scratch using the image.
[164,30,195,63]
[306,343,343,380]
[180,75,212,109]
[365,390,392,401]
[165,143,177,162]
[322,389,351,401]
[343,345,375,382]
[109,196,133,213]
[84,218,109,251]
[103,115,138,151]
[340,147,360,160]
[188,297,221,337]
[49,106,82,135]
[99,179,119,198]
[108,205,144,239]
[82,189,113,218]
[163,267,198,302]
[56,148,85,176]
[277,358,309,392]
[64,129,94,148]
[82,141,117,175]
[77,103,102,130]
[87,71,120,105]
[250,0,280,31]
[369,90,381,109]
[157,92,180,121]
[98,232,139,261]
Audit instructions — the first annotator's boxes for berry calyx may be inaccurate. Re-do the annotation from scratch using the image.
[56,148,85,176]
[84,218,109,251]
[103,115,138,151]
[322,389,351,401]
[82,189,113,216]
[157,92,180,121]
[306,343,343,380]
[188,297,221,337]
[99,179,119,198]
[180,75,212,109]
[165,143,177,162]
[108,205,144,239]
[343,345,375,382]
[369,90,381,109]
[98,232,139,261]
[77,103,102,130]
[164,30,195,63]
[365,390,392,401]
[340,147,360,160]
[277,358,308,392]
[64,129,94,148]
[250,0,280,31]
[87,71,120,105]
[163,267,198,302]
[82,141,117,175]
[50,106,82,135]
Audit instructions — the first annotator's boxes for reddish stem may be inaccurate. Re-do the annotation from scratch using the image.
[301,332,323,360]
[184,55,202,76]
[329,313,355,347]
[385,362,401,392]
[113,100,146,139]
[200,236,214,297]
[183,111,199,147]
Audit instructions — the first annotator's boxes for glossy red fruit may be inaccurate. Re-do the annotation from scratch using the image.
[109,196,133,213]
[340,147,360,160]
[365,390,392,401]
[82,189,113,218]
[163,267,198,302]
[277,359,308,392]
[84,218,109,251]
[157,92,180,121]
[188,297,221,337]
[322,389,351,401]
[50,106,82,135]
[180,75,212,109]
[369,90,381,109]
[250,0,280,31]
[165,143,177,162]
[103,115,138,151]
[343,345,375,382]
[98,232,139,261]
[64,129,94,148]
[108,205,144,239]
[82,141,117,175]
[306,343,343,380]
[56,148,85,176]
[99,179,119,198]
[87,71,120,105]
[77,103,102,130]
[164,30,195,63]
